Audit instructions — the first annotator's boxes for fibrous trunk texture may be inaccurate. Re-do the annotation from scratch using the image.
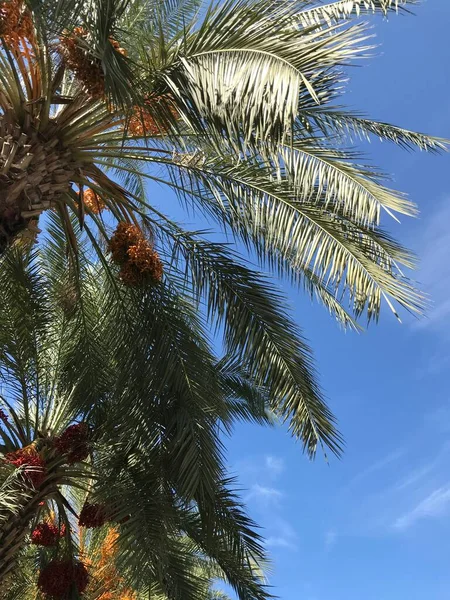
[0,113,78,253]
[0,481,54,582]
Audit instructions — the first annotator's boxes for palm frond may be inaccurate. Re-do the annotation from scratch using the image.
[295,0,418,27]
[0,247,50,441]
[162,1,372,147]
[164,231,341,454]
[300,107,448,152]
[0,233,273,598]
[165,155,423,323]
[183,481,270,600]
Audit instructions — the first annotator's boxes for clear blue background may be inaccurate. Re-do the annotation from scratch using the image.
[157,3,450,598]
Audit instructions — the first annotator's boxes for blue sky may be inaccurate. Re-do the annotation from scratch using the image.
[148,2,450,599]
[220,3,450,600]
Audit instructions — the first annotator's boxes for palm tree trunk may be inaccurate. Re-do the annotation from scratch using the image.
[0,114,78,254]
[0,481,54,582]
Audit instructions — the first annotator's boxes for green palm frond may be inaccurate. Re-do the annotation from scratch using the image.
[6,516,245,600]
[142,0,204,37]
[164,231,341,454]
[300,107,448,153]
[163,154,422,321]
[295,0,418,27]
[0,1,445,594]
[0,232,272,598]
[217,357,273,428]
[163,1,371,147]
[0,0,445,453]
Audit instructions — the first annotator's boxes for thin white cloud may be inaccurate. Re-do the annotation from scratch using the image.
[265,536,297,550]
[235,456,295,551]
[324,529,337,552]
[265,455,285,478]
[392,464,435,493]
[343,448,405,491]
[234,454,285,482]
[245,484,283,507]
[337,443,450,537]
[413,199,450,334]
[382,442,450,498]
[265,518,298,551]
[394,485,450,530]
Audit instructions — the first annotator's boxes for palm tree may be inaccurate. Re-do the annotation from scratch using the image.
[5,524,249,599]
[0,0,445,459]
[0,230,270,598]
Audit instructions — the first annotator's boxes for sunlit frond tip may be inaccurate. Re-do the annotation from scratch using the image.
[296,0,420,27]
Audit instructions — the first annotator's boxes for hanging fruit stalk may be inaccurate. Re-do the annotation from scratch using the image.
[0,424,90,583]
[31,521,66,546]
[54,422,90,464]
[58,27,106,99]
[87,528,137,600]
[128,94,179,136]
[109,222,163,287]
[0,0,34,44]
[78,502,109,528]
[4,446,46,488]
[80,187,107,214]
[58,27,127,99]
[37,559,89,598]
